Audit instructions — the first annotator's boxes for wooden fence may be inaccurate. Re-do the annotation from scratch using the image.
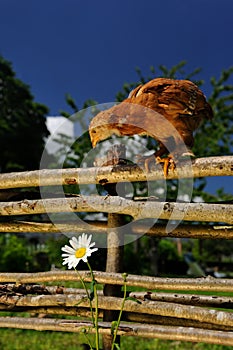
[0,155,233,349]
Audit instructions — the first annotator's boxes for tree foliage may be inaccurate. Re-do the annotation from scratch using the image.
[61,61,233,164]
[58,61,233,200]
[56,62,233,271]
[0,235,32,272]
[0,56,50,172]
[116,61,233,159]
[1,57,232,272]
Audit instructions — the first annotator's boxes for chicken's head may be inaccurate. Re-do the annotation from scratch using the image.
[89,108,121,148]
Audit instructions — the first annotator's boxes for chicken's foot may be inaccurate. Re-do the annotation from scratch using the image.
[136,153,176,177]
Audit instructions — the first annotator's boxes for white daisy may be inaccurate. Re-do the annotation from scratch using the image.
[61,233,98,269]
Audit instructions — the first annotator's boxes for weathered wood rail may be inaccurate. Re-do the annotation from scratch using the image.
[0,156,232,189]
[0,155,233,348]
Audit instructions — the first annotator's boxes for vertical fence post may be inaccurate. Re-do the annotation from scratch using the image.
[102,145,126,350]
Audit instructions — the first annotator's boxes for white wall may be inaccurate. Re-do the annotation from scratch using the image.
[46,116,74,154]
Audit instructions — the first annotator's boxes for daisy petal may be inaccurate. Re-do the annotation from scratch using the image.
[69,237,79,250]
[86,234,92,246]
[61,246,75,254]
[89,242,96,248]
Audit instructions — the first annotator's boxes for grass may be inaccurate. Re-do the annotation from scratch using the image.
[0,329,232,350]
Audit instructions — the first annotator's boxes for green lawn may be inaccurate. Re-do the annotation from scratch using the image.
[0,329,232,350]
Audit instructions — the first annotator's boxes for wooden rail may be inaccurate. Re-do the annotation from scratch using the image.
[0,156,232,348]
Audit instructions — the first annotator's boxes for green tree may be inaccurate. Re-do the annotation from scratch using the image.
[115,62,233,269]
[0,56,50,172]
[55,62,233,273]
[57,61,233,198]
[116,61,233,200]
[0,235,32,272]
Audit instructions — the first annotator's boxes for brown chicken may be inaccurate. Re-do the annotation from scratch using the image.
[89,78,213,176]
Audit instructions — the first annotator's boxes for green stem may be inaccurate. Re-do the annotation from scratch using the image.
[111,274,128,350]
[83,331,94,350]
[74,267,95,327]
[87,260,99,350]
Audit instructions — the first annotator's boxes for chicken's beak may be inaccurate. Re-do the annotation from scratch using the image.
[89,130,98,148]
[92,139,97,148]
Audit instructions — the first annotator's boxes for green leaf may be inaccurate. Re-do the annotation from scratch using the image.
[111,321,117,335]
[89,280,96,301]
[65,93,78,112]
[0,55,49,172]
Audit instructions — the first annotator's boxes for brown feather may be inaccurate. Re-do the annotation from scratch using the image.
[89,78,213,171]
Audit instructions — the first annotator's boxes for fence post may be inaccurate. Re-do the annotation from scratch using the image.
[102,145,126,350]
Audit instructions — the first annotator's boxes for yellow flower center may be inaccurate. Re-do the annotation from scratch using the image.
[75,247,86,258]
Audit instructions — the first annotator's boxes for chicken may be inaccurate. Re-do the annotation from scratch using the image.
[89,78,213,176]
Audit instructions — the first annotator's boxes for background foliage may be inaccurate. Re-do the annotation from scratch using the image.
[56,60,233,275]
[0,57,233,275]
[0,56,50,172]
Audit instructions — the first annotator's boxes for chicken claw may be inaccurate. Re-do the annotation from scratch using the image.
[136,154,175,177]
[156,156,176,177]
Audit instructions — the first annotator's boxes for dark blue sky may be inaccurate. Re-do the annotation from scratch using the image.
[0,0,232,194]
[1,0,233,113]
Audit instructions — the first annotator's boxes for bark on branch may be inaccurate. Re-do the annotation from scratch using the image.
[0,317,233,346]
[1,294,233,328]
[0,156,232,189]
[2,306,232,332]
[0,196,232,224]
[129,291,233,308]
[0,284,232,332]
[0,221,233,239]
[2,283,233,310]
[1,271,233,292]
